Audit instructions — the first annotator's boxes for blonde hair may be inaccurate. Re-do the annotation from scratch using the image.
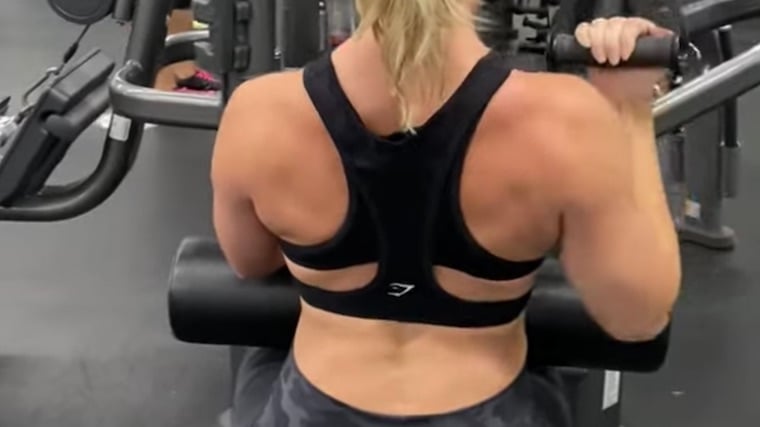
[354,0,475,133]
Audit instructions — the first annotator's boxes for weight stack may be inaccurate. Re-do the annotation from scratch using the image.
[192,0,281,102]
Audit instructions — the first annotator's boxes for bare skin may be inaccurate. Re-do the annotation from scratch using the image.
[211,18,681,417]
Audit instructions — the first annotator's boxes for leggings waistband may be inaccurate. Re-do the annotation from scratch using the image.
[250,350,573,426]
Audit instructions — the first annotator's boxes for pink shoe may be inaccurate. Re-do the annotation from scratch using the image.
[175,69,221,92]
[173,86,218,96]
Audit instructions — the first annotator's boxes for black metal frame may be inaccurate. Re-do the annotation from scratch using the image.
[113,0,760,136]
[0,0,207,221]
[683,0,760,36]
[652,0,760,134]
[110,0,222,129]
[110,31,220,129]
[654,39,760,136]
[0,0,175,220]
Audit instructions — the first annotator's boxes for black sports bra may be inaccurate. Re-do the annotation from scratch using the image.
[280,50,544,328]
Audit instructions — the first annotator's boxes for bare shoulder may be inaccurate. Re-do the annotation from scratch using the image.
[218,69,309,144]
[225,70,306,121]
[482,70,630,205]
[499,71,618,132]
[212,70,307,188]
[494,70,624,163]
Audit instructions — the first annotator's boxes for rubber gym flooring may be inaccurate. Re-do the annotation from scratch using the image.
[1,3,759,427]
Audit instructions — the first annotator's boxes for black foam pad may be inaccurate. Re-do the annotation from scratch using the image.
[169,237,670,373]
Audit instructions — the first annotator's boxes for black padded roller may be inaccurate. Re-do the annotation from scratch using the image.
[548,34,680,70]
[168,237,670,373]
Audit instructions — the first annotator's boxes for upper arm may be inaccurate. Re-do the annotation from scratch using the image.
[211,78,285,278]
[548,76,678,340]
[546,78,635,279]
[557,102,639,286]
[553,79,639,268]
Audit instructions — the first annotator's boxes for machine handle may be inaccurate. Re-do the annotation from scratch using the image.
[548,34,680,69]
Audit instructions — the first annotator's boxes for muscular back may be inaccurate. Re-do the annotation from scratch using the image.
[212,51,600,414]
[238,72,576,293]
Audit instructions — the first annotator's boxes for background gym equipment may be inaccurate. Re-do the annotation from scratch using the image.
[652,0,760,250]
[0,37,134,221]
[0,50,114,208]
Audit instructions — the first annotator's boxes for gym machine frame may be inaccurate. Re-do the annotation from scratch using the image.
[105,0,760,132]
[651,0,760,250]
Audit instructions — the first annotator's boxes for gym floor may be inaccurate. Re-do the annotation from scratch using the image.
[1,2,758,427]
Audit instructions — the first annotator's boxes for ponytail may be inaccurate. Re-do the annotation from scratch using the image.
[354,0,475,133]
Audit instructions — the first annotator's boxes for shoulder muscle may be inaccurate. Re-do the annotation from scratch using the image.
[507,72,632,206]
[211,71,303,192]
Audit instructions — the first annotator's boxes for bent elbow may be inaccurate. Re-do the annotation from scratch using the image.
[231,265,258,280]
[229,258,285,281]
[609,252,681,343]
[602,314,671,343]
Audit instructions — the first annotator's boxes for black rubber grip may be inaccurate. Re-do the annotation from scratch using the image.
[548,34,680,69]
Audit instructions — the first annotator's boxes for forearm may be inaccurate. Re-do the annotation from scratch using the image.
[618,103,674,233]
[619,103,681,319]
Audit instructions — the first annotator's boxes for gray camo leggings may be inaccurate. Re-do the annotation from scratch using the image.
[231,348,572,427]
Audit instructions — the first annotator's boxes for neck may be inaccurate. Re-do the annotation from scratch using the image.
[445,25,489,57]
[343,24,488,65]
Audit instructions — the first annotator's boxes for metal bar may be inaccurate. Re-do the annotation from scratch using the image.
[654,42,760,136]
[682,0,760,36]
[163,30,210,65]
[112,0,135,23]
[0,133,136,221]
[123,0,174,86]
[717,26,739,148]
[282,0,322,68]
[110,61,222,130]
[248,0,279,75]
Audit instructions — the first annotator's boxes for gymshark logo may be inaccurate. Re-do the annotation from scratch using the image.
[387,282,415,297]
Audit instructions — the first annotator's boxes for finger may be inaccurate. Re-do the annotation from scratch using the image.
[626,17,657,30]
[619,19,656,61]
[589,19,608,64]
[575,23,592,48]
[649,25,675,38]
[605,17,626,66]
[627,17,670,37]
[619,22,641,61]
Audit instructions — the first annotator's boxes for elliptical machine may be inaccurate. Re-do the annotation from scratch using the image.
[0,18,121,221]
